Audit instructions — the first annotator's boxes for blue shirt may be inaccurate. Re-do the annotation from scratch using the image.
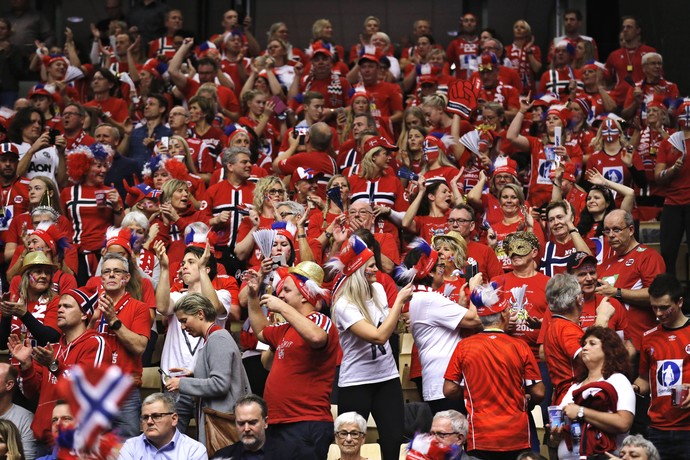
[128,122,172,168]
[118,429,208,460]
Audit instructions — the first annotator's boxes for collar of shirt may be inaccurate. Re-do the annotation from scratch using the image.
[143,428,180,453]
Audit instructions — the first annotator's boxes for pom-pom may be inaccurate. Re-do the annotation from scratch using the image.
[470,281,501,307]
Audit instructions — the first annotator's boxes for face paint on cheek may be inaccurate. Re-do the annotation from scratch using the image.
[364,269,377,277]
[29,274,37,283]
[602,120,620,143]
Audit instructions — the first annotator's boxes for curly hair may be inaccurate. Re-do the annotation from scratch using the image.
[577,186,615,237]
[575,326,631,382]
[253,176,286,213]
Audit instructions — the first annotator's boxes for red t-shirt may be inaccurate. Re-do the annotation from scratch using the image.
[444,330,541,451]
[413,214,449,244]
[587,149,644,208]
[639,321,690,430]
[656,136,690,205]
[362,81,403,119]
[446,37,479,80]
[525,136,580,208]
[94,292,151,386]
[492,271,550,358]
[605,45,657,105]
[543,316,584,405]
[467,240,504,281]
[183,78,240,115]
[599,244,666,350]
[261,312,338,423]
[505,43,542,93]
[0,176,30,239]
[84,97,130,124]
[276,151,336,200]
[64,130,96,150]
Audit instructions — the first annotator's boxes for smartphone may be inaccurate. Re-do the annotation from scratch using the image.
[272,96,287,115]
[48,128,61,145]
[161,136,169,149]
[464,264,478,283]
[271,254,286,269]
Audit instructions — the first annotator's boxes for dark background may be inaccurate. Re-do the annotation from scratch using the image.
[3,0,687,96]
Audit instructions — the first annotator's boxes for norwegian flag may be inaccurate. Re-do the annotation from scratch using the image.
[59,365,133,453]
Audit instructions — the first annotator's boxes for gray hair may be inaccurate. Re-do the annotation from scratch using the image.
[546,273,582,313]
[95,123,121,142]
[31,206,59,223]
[434,410,468,437]
[173,292,217,321]
[142,392,177,413]
[121,210,149,231]
[334,411,367,433]
[479,312,503,327]
[222,146,251,167]
[641,52,662,65]
[605,209,634,228]
[309,122,332,152]
[620,434,660,460]
[102,252,129,272]
[276,201,305,216]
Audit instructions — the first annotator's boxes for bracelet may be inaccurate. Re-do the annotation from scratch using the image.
[298,234,306,239]
[324,231,333,239]
[113,208,124,215]
[568,229,578,234]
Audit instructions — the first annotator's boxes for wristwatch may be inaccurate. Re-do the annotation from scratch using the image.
[577,406,585,420]
[109,319,123,331]
[615,288,623,300]
[49,359,59,374]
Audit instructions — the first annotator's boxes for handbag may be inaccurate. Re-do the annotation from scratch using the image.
[202,407,239,457]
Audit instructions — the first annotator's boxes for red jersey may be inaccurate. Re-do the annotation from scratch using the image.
[657,136,690,205]
[185,136,215,175]
[276,151,336,199]
[261,312,338,424]
[300,74,352,109]
[412,215,449,245]
[191,125,228,160]
[182,78,240,115]
[505,43,542,93]
[599,244,665,349]
[60,184,124,251]
[64,130,96,150]
[335,139,360,173]
[639,320,690,430]
[540,239,579,277]
[20,329,110,444]
[538,67,583,101]
[624,78,679,124]
[0,175,30,238]
[8,296,59,351]
[84,97,129,124]
[636,127,670,197]
[446,37,479,80]
[200,180,255,248]
[475,82,520,112]
[9,269,77,298]
[525,136,580,208]
[148,35,176,60]
[492,271,550,358]
[587,149,644,208]
[444,330,541,451]
[605,45,657,106]
[362,81,403,119]
[543,316,584,404]
[94,292,151,386]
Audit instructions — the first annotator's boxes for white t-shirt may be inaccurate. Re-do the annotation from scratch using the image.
[557,372,636,460]
[409,286,468,401]
[17,142,60,185]
[160,289,232,378]
[334,282,399,387]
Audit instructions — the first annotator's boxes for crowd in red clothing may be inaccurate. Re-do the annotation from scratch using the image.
[0,2,688,460]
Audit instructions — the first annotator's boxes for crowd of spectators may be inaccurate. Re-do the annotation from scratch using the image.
[0,0,688,459]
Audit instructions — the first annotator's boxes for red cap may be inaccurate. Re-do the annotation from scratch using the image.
[359,53,380,65]
[311,40,333,58]
[562,163,577,182]
[0,142,20,157]
[335,235,374,276]
[363,136,396,154]
[33,223,64,256]
[492,165,518,180]
[547,105,570,126]
[105,227,133,255]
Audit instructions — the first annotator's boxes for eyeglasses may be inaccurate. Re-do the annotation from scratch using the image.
[602,226,631,235]
[102,268,129,276]
[448,218,473,225]
[429,431,459,439]
[62,112,81,117]
[279,212,294,218]
[349,210,371,217]
[335,430,365,439]
[478,65,495,72]
[140,412,174,422]
[267,189,286,196]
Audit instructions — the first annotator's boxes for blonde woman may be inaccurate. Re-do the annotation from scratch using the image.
[431,231,469,304]
[0,419,26,460]
[329,235,413,460]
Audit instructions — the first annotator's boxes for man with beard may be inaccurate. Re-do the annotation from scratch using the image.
[211,394,278,459]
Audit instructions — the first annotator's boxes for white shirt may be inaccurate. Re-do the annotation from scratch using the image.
[409,286,468,401]
[334,283,399,387]
[17,142,60,186]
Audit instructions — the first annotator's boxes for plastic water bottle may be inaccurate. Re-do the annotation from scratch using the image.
[570,421,581,444]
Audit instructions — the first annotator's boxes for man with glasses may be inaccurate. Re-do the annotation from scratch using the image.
[211,394,277,459]
[622,52,678,124]
[447,204,502,280]
[343,200,399,274]
[429,410,475,459]
[61,104,95,150]
[93,252,152,439]
[119,393,207,459]
[167,106,214,181]
[595,209,665,351]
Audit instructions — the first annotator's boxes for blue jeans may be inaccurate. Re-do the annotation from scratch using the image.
[647,427,690,460]
[113,387,142,439]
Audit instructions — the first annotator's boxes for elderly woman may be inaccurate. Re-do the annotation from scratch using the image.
[329,235,413,460]
[554,327,635,459]
[0,252,61,349]
[142,152,206,206]
[614,434,660,460]
[60,143,123,284]
[333,412,369,460]
[165,293,250,448]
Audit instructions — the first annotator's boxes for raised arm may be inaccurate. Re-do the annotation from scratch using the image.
[507,95,533,152]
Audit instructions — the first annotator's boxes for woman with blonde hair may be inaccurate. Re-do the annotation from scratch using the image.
[234,176,288,264]
[397,107,427,166]
[431,231,468,303]
[0,419,26,460]
[505,19,542,94]
[328,235,413,460]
